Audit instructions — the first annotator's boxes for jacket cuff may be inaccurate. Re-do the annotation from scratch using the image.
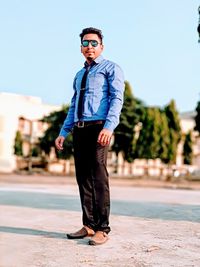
[103,121,115,133]
[59,129,70,138]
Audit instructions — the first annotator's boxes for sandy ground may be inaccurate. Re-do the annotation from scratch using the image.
[0,174,200,267]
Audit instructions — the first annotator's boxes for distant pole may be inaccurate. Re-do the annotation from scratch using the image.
[198,6,200,43]
[28,119,33,174]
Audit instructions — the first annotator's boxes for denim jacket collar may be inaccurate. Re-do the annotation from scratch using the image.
[84,55,104,68]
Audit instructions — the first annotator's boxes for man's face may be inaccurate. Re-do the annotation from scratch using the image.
[81,33,104,62]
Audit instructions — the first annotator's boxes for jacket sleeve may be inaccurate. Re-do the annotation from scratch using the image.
[59,78,77,138]
[104,64,125,132]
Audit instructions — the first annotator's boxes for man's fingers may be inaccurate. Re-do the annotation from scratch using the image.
[98,133,106,144]
[55,137,64,150]
[98,131,112,146]
[59,139,64,147]
[97,132,104,143]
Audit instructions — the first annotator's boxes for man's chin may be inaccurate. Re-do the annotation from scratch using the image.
[87,56,94,61]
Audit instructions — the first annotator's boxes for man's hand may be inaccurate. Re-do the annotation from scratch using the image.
[55,136,65,151]
[97,128,112,146]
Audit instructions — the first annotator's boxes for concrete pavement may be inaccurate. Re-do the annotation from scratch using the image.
[0,175,200,267]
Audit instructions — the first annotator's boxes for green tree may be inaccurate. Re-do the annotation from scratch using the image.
[134,107,165,176]
[158,110,170,162]
[31,145,41,157]
[194,101,200,134]
[164,99,182,164]
[39,105,73,159]
[112,81,144,163]
[14,130,23,156]
[183,131,193,165]
[134,107,162,160]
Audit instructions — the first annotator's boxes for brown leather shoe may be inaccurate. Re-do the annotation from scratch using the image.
[67,226,95,239]
[88,231,109,245]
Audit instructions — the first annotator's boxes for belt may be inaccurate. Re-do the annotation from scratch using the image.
[75,120,105,128]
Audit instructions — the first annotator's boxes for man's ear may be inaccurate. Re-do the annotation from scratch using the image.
[80,45,83,54]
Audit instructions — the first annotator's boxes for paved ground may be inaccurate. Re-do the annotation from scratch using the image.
[0,174,200,267]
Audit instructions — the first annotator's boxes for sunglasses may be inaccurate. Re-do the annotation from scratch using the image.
[81,40,100,47]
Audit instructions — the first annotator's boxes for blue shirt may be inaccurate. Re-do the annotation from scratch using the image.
[59,55,125,138]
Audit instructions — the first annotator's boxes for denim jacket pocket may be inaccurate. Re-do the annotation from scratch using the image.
[89,73,105,88]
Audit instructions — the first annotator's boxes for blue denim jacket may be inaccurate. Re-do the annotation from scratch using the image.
[59,55,125,138]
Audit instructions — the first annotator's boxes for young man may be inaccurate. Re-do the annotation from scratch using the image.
[55,27,124,245]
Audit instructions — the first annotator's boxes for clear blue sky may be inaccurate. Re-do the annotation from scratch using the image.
[0,0,199,112]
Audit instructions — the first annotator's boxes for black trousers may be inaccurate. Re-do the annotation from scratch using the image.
[73,124,110,233]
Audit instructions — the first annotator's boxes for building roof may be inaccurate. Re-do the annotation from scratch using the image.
[179,111,196,120]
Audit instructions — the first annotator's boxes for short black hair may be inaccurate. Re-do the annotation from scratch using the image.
[79,27,103,43]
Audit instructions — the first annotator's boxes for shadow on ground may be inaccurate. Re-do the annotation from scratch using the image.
[0,226,67,239]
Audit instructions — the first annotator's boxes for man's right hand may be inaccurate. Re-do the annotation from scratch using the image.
[55,136,65,151]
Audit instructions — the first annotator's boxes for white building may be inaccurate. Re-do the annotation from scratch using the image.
[179,111,200,167]
[0,92,60,173]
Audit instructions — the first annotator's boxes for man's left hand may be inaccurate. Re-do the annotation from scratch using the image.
[97,128,112,146]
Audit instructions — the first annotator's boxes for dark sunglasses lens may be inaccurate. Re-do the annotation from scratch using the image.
[91,40,98,47]
[82,40,89,47]
[82,40,99,47]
